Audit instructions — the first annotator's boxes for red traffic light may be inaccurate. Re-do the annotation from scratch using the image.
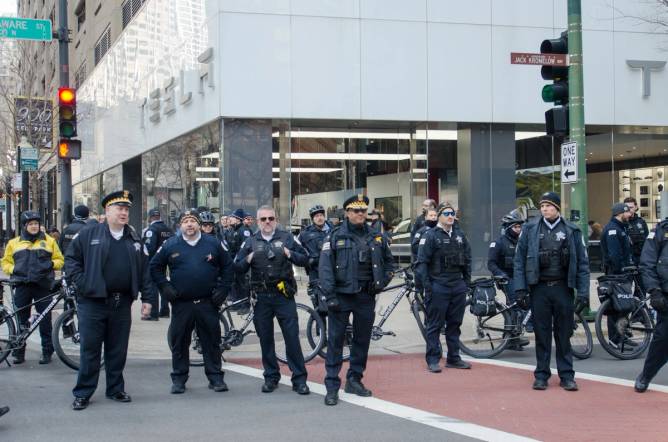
[58,139,82,159]
[58,87,76,105]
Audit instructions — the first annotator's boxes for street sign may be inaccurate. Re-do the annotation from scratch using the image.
[0,17,52,41]
[510,52,569,66]
[561,141,578,184]
[20,146,38,172]
[12,173,22,192]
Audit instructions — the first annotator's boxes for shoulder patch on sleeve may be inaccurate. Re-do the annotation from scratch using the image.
[489,242,496,248]
[648,231,655,239]
[415,233,421,239]
[419,238,427,245]
[243,230,251,237]
[608,230,617,236]
[145,230,153,238]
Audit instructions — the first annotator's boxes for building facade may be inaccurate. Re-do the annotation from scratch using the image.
[72,0,668,269]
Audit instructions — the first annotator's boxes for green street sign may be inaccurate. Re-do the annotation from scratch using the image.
[0,17,52,42]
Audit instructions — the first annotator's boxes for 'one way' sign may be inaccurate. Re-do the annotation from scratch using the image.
[561,141,578,184]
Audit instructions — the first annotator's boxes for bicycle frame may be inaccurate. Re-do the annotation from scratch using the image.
[375,283,413,330]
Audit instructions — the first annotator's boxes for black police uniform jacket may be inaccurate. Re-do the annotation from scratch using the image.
[298,222,332,280]
[233,229,308,292]
[513,217,589,296]
[149,233,233,300]
[226,224,253,255]
[59,219,88,254]
[142,220,174,258]
[628,214,649,258]
[639,219,668,293]
[415,225,471,291]
[487,230,518,279]
[64,222,156,303]
[318,221,395,296]
[411,224,431,262]
[600,217,633,275]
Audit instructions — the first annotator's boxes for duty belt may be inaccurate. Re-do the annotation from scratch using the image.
[106,292,127,308]
[538,280,566,287]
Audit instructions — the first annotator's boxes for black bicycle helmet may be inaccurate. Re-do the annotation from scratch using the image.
[20,211,40,226]
[501,209,525,227]
[309,204,325,218]
[199,210,216,224]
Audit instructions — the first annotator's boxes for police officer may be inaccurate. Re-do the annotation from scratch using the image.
[298,205,332,311]
[243,213,257,234]
[226,209,252,311]
[600,202,634,349]
[142,208,174,320]
[59,205,90,254]
[1,211,64,364]
[150,209,233,394]
[234,205,310,395]
[415,203,472,374]
[514,192,589,391]
[199,211,217,236]
[624,197,649,265]
[65,190,156,410]
[488,210,528,350]
[636,216,668,392]
[411,207,438,263]
[410,199,436,242]
[318,195,395,406]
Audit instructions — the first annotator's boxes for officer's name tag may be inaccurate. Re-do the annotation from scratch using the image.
[322,242,330,251]
[336,240,346,247]
[489,242,496,248]
[90,239,100,245]
[608,230,617,236]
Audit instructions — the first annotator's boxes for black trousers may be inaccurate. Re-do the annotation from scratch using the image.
[530,281,575,382]
[425,280,467,365]
[73,295,132,399]
[253,292,307,385]
[168,298,223,385]
[641,309,668,381]
[13,283,53,356]
[324,291,375,392]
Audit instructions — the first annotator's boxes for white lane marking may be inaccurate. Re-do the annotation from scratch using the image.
[461,356,668,393]
[224,362,538,442]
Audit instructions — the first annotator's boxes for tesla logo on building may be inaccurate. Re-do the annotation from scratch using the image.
[140,47,215,128]
[626,59,666,97]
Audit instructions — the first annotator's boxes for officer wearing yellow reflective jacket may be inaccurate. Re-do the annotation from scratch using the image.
[1,211,64,364]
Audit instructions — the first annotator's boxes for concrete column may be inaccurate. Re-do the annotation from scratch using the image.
[457,124,516,273]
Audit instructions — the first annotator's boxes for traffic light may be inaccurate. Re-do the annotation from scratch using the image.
[58,87,77,138]
[540,31,569,136]
[57,139,81,159]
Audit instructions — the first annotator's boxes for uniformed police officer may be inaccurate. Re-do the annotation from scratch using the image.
[298,205,332,311]
[318,195,395,406]
[636,216,668,392]
[142,208,174,320]
[488,210,528,350]
[514,192,590,391]
[411,207,438,263]
[59,205,90,254]
[415,203,472,373]
[600,202,635,348]
[234,205,310,395]
[410,199,436,242]
[150,209,233,394]
[624,197,649,265]
[199,211,217,236]
[1,211,64,364]
[65,190,156,410]
[226,209,252,311]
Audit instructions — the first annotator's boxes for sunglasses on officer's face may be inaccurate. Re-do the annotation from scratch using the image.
[349,208,367,214]
[259,216,276,222]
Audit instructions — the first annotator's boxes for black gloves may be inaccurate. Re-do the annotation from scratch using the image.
[212,288,227,307]
[574,294,589,313]
[159,283,179,303]
[650,289,668,313]
[515,290,530,309]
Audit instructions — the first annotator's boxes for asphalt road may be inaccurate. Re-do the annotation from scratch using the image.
[0,350,477,442]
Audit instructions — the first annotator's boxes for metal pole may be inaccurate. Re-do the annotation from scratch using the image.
[57,0,72,229]
[565,0,588,236]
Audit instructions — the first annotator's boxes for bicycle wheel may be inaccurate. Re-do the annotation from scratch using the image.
[595,299,653,360]
[276,303,325,364]
[0,308,16,364]
[460,302,513,358]
[411,300,427,342]
[308,315,352,362]
[571,310,593,360]
[53,308,105,371]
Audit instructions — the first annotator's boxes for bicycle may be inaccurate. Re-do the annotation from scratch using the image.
[459,276,593,359]
[0,277,95,370]
[305,267,427,361]
[594,266,654,360]
[217,292,325,364]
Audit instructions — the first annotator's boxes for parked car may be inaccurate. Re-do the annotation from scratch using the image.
[389,219,412,263]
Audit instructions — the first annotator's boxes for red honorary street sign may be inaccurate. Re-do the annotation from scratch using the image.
[510,52,569,66]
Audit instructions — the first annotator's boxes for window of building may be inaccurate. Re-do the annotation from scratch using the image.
[74,0,86,32]
[122,0,147,29]
[74,62,86,88]
[94,26,111,65]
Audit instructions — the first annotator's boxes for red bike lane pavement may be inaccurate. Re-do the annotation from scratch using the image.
[233,353,668,441]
